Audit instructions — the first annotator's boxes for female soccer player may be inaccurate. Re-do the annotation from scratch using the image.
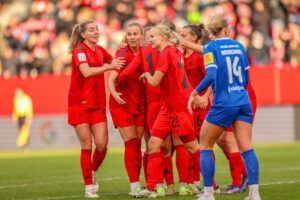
[188,15,261,200]
[138,24,200,198]
[117,23,176,196]
[180,23,213,193]
[178,25,256,195]
[68,20,125,198]
[108,21,145,197]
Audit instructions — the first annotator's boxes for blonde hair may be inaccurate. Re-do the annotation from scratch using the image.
[207,15,229,37]
[123,21,143,43]
[68,19,95,53]
[154,24,179,46]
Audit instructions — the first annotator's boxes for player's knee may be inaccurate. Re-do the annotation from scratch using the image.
[95,142,107,152]
[148,139,161,153]
[81,139,93,149]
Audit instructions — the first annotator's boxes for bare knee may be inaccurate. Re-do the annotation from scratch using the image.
[148,138,162,153]
[95,141,107,152]
[81,139,93,149]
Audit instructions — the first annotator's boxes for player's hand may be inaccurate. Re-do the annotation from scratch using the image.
[109,57,125,70]
[173,31,184,45]
[194,95,208,110]
[112,92,126,104]
[139,72,150,83]
[188,90,198,114]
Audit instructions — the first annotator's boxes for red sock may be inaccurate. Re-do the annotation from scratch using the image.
[137,139,142,173]
[241,157,247,178]
[92,149,107,171]
[223,150,230,159]
[143,153,149,181]
[175,145,188,183]
[193,151,200,182]
[158,147,165,184]
[188,154,194,184]
[228,152,243,187]
[124,138,140,183]
[80,149,92,185]
[164,156,174,185]
[147,152,163,190]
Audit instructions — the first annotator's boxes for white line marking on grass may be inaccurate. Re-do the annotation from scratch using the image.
[261,180,300,186]
[0,176,128,189]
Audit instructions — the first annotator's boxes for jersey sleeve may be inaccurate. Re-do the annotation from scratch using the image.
[117,51,142,83]
[73,47,88,67]
[203,44,218,70]
[241,45,250,87]
[100,46,113,64]
[195,67,217,94]
[156,48,169,73]
[198,55,206,76]
[114,48,127,73]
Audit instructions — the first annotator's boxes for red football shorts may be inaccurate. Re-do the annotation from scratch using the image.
[146,100,161,130]
[151,109,195,143]
[110,107,144,128]
[68,105,107,126]
[193,109,209,136]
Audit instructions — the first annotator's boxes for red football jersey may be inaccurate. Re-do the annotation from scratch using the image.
[247,78,256,102]
[184,51,211,110]
[156,45,192,112]
[68,42,112,108]
[184,52,207,94]
[118,44,162,104]
[109,46,145,114]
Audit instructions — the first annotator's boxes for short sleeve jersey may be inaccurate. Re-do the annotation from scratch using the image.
[156,45,192,112]
[184,52,207,95]
[140,44,162,103]
[68,42,112,108]
[109,46,145,114]
[203,38,250,107]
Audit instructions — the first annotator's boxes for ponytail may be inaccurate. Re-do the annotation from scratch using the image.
[68,19,95,53]
[184,23,205,41]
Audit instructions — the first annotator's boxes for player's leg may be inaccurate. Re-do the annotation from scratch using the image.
[91,121,108,193]
[233,104,260,200]
[75,123,98,198]
[90,109,108,193]
[119,125,143,196]
[197,119,224,200]
[217,129,244,194]
[163,135,175,195]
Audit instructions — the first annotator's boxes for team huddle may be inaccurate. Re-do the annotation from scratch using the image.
[67,15,261,200]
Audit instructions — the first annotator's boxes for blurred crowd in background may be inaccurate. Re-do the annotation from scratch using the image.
[0,0,299,79]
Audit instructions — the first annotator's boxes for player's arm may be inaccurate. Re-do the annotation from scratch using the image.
[139,70,165,87]
[108,70,126,104]
[79,57,125,78]
[174,32,204,53]
[117,52,143,83]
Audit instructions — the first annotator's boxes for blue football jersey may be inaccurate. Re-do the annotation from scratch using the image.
[203,38,250,107]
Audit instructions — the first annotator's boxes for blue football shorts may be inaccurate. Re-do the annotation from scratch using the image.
[206,104,253,128]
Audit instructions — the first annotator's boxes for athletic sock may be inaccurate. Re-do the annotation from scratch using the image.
[175,145,189,183]
[200,150,215,187]
[242,149,259,185]
[147,152,163,191]
[92,149,107,171]
[81,149,92,185]
[124,138,140,183]
[164,156,174,185]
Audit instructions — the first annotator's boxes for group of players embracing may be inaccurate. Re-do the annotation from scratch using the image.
[67,14,261,200]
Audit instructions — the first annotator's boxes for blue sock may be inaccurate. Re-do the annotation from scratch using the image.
[242,149,259,185]
[200,150,215,187]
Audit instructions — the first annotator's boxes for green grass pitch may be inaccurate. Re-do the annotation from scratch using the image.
[0,143,300,200]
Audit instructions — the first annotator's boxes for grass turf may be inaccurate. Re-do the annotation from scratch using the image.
[0,143,300,200]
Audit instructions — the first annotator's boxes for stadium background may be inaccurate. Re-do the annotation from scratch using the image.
[0,0,299,149]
